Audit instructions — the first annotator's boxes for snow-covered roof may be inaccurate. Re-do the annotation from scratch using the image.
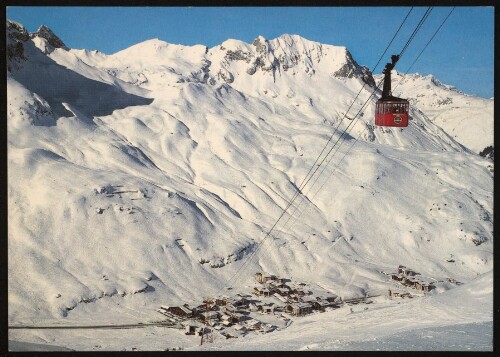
[201,311,218,319]
[234,324,246,331]
[296,302,312,308]
[178,306,192,314]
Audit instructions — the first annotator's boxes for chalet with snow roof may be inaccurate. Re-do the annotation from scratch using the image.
[279,276,291,283]
[292,287,308,297]
[398,265,419,277]
[163,305,193,318]
[316,293,338,303]
[233,324,247,333]
[199,310,219,323]
[245,319,262,330]
[414,278,434,292]
[220,314,234,326]
[300,296,317,305]
[258,303,275,314]
[254,286,272,297]
[286,302,312,316]
[215,296,228,306]
[226,310,246,323]
[391,273,404,282]
[276,287,290,296]
[255,272,276,284]
[311,300,330,311]
[274,292,288,303]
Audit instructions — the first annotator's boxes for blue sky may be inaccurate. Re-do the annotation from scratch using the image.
[6,6,494,98]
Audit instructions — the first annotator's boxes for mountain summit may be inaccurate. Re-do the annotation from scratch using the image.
[30,24,69,52]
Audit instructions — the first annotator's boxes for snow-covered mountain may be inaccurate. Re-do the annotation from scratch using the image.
[7,20,493,350]
[374,71,494,155]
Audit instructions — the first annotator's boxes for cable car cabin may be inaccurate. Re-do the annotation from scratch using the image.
[375,97,409,127]
[375,54,409,127]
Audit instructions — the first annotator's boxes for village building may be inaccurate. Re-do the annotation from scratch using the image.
[316,293,338,303]
[261,323,276,333]
[215,296,228,306]
[402,276,418,287]
[312,300,330,311]
[300,296,317,305]
[234,324,247,333]
[398,265,419,277]
[391,273,404,282]
[255,272,276,284]
[274,292,288,303]
[388,289,403,297]
[220,314,234,326]
[292,288,308,297]
[222,327,245,339]
[245,319,262,331]
[287,293,300,302]
[228,296,249,307]
[388,289,412,298]
[413,278,434,292]
[276,287,290,296]
[258,303,275,314]
[226,310,246,323]
[222,303,237,313]
[275,277,289,284]
[286,302,313,316]
[185,325,197,335]
[249,303,260,312]
[199,310,219,323]
[254,286,272,297]
[162,305,193,318]
[194,303,207,313]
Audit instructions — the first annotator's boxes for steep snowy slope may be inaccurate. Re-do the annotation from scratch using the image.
[374,71,494,154]
[7,20,492,350]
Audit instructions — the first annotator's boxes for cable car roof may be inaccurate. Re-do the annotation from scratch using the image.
[377,95,409,103]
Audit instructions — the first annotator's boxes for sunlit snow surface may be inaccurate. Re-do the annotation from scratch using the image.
[7,21,493,351]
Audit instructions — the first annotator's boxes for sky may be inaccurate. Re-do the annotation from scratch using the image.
[6,6,494,98]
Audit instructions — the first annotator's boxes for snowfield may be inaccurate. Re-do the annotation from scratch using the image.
[7,19,493,351]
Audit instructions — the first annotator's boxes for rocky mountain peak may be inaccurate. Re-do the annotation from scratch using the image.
[252,35,270,55]
[30,24,69,51]
[332,49,375,87]
[6,20,30,68]
[7,20,30,42]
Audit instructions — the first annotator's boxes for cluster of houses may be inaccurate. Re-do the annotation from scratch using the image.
[390,265,435,293]
[158,272,341,339]
[254,272,339,316]
[159,295,276,338]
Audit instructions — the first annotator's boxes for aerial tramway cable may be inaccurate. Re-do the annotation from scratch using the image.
[276,8,457,249]
[392,7,456,98]
[219,7,438,293]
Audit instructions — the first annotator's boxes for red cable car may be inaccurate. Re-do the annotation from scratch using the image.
[375,55,409,127]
